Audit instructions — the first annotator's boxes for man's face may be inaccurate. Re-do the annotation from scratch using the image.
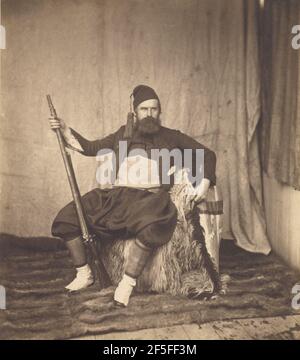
[135,99,161,135]
[135,99,160,121]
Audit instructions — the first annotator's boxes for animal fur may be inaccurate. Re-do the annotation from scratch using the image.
[99,169,222,298]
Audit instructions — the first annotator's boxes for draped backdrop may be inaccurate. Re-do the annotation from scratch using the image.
[1,0,271,254]
[260,0,300,190]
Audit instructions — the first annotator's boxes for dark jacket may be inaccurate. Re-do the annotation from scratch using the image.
[70,125,217,188]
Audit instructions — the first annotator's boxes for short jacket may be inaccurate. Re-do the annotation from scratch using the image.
[67,124,217,189]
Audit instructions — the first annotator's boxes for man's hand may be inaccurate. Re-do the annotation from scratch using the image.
[48,116,66,132]
[48,117,83,152]
[191,178,211,204]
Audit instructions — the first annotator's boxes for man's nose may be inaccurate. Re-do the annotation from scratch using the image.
[147,108,152,117]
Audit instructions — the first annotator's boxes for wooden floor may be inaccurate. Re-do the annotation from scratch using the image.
[74,315,300,340]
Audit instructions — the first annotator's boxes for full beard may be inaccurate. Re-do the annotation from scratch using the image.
[137,116,161,135]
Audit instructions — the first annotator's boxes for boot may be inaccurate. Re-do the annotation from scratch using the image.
[114,239,152,307]
[65,236,94,291]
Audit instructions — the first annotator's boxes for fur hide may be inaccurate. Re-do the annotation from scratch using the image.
[99,169,222,298]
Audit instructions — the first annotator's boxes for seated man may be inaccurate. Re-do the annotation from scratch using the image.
[48,85,217,307]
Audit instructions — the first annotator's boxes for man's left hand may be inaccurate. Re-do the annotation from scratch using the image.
[191,178,211,205]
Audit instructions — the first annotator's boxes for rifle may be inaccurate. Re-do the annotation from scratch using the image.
[46,95,111,289]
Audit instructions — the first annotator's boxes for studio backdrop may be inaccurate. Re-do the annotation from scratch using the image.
[0,0,271,254]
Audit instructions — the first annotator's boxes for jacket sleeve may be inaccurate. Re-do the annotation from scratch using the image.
[62,127,121,156]
[174,129,217,186]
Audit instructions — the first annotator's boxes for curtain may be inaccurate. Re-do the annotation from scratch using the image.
[93,0,271,254]
[260,0,300,190]
[1,0,271,254]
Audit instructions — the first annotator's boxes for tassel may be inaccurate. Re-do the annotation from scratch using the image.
[123,111,135,139]
[123,92,136,139]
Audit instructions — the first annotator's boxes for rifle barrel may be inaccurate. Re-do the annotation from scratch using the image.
[46,95,111,288]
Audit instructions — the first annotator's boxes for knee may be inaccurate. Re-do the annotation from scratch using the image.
[51,222,80,242]
[137,223,174,249]
[51,189,101,241]
[51,203,80,241]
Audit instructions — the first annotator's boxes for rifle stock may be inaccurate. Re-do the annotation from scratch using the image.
[46,95,111,289]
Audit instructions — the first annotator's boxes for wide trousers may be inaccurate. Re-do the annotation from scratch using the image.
[51,187,178,248]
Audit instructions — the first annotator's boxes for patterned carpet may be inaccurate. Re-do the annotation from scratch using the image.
[0,234,299,340]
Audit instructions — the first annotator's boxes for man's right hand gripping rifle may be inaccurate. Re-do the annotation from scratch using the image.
[49,116,66,131]
[48,114,111,292]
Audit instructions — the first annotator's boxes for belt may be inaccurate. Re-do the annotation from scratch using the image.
[146,187,161,194]
[112,185,162,194]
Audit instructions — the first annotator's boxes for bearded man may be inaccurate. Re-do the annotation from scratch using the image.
[48,85,216,307]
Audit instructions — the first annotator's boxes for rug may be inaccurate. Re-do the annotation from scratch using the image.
[0,234,299,340]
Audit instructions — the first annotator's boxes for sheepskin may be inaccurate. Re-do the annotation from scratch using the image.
[98,169,222,298]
